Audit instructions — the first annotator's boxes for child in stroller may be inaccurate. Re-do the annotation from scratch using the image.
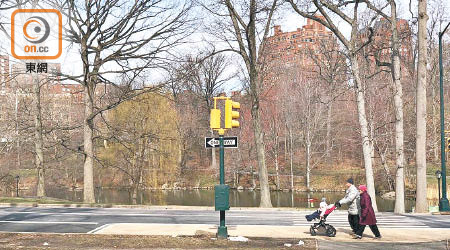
[305,198,337,237]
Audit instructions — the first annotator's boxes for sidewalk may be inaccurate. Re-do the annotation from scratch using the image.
[93,223,450,243]
[0,203,317,211]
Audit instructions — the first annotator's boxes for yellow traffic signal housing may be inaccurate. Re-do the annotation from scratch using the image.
[225,99,240,129]
[210,108,221,129]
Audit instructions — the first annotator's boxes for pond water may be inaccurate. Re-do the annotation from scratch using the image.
[39,188,418,212]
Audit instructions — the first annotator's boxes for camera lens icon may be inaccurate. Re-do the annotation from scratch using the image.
[23,16,50,44]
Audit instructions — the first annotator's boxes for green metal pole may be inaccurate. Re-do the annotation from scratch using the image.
[217,134,228,238]
[439,23,450,211]
[220,135,225,185]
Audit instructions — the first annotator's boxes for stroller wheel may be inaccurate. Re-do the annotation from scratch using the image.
[310,225,317,236]
[326,225,336,237]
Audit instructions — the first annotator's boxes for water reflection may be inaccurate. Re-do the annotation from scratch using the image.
[36,188,416,212]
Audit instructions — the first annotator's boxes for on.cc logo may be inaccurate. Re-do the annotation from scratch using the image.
[23,16,50,44]
[11,9,62,60]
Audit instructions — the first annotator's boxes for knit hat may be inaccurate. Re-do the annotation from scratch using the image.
[321,197,326,202]
[359,185,367,192]
[346,178,354,184]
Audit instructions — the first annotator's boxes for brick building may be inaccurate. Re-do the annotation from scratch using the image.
[259,17,340,104]
[0,56,84,97]
[263,17,335,69]
[0,55,84,142]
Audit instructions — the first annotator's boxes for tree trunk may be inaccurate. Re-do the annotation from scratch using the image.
[390,4,405,214]
[29,0,45,198]
[369,119,375,168]
[34,76,45,197]
[326,103,332,161]
[289,126,294,191]
[284,128,287,163]
[350,55,378,212]
[305,124,311,192]
[15,90,21,176]
[177,139,184,175]
[83,87,95,203]
[415,0,428,213]
[275,133,280,190]
[431,83,439,161]
[250,166,256,189]
[131,183,138,205]
[378,147,395,191]
[305,141,311,192]
[252,101,272,207]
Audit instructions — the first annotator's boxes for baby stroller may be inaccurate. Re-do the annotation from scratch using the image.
[305,205,337,237]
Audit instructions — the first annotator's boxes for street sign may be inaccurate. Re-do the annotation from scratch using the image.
[205,137,238,148]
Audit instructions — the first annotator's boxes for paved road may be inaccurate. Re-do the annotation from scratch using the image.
[0,207,448,234]
[317,239,449,250]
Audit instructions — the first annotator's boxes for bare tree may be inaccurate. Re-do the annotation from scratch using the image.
[202,0,279,207]
[388,0,406,214]
[265,104,283,190]
[48,0,192,203]
[172,53,233,170]
[362,0,407,213]
[29,0,46,198]
[33,76,45,197]
[306,39,348,161]
[288,0,378,211]
[0,0,47,197]
[415,0,428,213]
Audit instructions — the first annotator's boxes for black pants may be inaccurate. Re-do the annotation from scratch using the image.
[348,214,360,233]
[356,224,381,237]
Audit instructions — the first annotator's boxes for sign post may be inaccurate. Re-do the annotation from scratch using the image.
[217,131,227,237]
[209,96,240,239]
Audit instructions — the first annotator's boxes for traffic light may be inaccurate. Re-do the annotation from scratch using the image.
[224,99,240,128]
[210,108,221,129]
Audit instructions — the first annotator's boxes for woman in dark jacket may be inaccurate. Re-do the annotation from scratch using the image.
[354,185,381,239]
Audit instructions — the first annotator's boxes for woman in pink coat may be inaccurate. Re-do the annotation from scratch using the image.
[354,185,382,239]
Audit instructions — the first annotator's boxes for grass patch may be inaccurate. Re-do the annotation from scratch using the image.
[0,233,317,250]
[0,197,78,204]
[197,175,216,187]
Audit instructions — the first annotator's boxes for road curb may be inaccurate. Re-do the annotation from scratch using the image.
[0,203,319,211]
[432,211,450,215]
[88,223,450,243]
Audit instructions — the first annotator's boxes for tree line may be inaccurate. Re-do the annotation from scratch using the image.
[0,0,448,213]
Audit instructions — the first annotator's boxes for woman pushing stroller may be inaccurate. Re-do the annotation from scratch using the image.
[354,184,382,239]
[335,178,381,239]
